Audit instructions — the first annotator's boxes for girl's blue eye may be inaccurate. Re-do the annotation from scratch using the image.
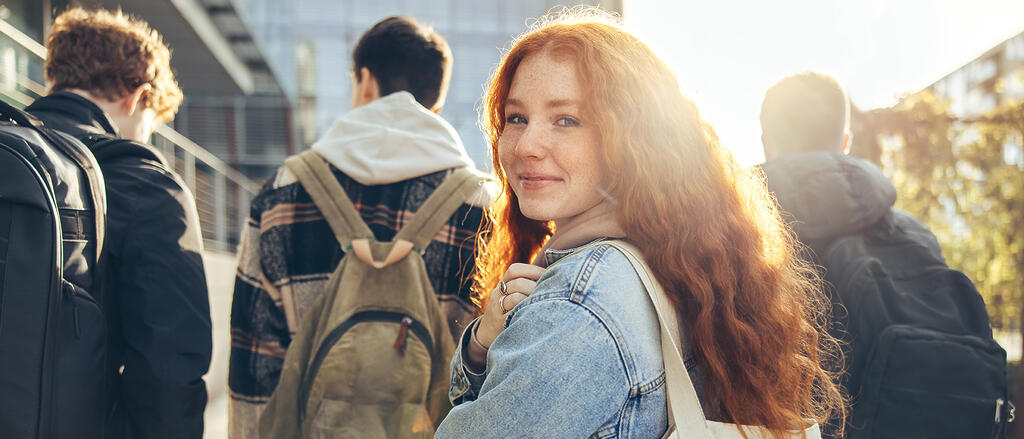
[506,114,527,124]
[556,117,580,127]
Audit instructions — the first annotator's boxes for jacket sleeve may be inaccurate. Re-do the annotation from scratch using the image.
[227,188,292,439]
[104,163,212,439]
[446,319,489,406]
[436,298,630,437]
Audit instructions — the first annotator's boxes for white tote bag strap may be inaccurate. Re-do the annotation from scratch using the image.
[604,240,821,439]
[604,241,714,439]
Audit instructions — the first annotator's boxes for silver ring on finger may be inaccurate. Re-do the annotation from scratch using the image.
[499,294,512,313]
[499,280,509,296]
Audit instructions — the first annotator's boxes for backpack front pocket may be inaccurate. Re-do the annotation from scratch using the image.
[54,280,107,439]
[853,325,1007,439]
[301,311,435,437]
[310,398,433,439]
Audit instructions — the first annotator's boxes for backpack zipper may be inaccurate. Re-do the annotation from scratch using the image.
[394,316,413,353]
[298,310,432,418]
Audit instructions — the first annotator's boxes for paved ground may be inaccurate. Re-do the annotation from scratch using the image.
[202,251,237,439]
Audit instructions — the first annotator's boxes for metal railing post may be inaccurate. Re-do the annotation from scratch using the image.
[162,136,177,171]
[184,152,197,194]
[214,172,228,252]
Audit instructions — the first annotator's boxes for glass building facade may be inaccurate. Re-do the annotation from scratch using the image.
[1,0,623,175]
[234,0,622,169]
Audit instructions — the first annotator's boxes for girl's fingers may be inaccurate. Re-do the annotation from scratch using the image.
[504,278,537,297]
[501,263,546,283]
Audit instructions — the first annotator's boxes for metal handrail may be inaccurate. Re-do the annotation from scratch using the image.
[155,125,261,194]
[0,18,46,58]
[17,74,47,96]
[0,83,36,107]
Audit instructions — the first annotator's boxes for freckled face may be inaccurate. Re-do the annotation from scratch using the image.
[498,51,606,225]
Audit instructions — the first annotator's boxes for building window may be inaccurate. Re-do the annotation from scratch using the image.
[454,0,499,34]
[1004,68,1024,98]
[2,0,44,41]
[295,40,318,146]
[1006,34,1024,63]
[967,58,998,85]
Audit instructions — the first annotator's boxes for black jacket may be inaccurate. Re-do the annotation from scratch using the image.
[761,150,951,415]
[26,92,211,439]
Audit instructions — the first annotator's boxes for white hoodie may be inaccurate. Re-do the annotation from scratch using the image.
[312,91,478,185]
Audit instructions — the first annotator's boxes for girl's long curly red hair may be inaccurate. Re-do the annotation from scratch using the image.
[473,7,844,436]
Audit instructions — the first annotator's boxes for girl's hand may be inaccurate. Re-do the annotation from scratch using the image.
[476,263,546,348]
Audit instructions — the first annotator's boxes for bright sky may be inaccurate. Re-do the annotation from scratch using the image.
[624,0,1024,167]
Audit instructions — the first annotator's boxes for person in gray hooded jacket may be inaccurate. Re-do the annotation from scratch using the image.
[759,71,1006,439]
[758,72,944,272]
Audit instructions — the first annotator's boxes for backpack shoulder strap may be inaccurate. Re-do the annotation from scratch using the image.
[1,100,107,262]
[394,167,484,251]
[283,150,373,250]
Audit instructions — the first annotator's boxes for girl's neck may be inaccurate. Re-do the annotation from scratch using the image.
[546,199,626,252]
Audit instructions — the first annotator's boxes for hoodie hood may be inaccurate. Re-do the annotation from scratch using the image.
[761,151,897,241]
[311,91,475,185]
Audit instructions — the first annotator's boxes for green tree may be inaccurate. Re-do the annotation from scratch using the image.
[855,93,1024,331]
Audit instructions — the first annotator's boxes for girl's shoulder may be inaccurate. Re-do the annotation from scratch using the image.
[530,242,659,345]
[538,242,647,300]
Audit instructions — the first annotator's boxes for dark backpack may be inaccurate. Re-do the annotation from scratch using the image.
[0,100,109,439]
[811,210,1012,439]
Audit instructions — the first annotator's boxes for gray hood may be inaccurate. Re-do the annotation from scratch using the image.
[761,151,897,241]
[311,91,476,185]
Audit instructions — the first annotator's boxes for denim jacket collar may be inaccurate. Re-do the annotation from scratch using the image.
[540,237,616,267]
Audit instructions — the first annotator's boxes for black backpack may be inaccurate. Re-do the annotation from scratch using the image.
[0,100,109,439]
[811,210,1012,439]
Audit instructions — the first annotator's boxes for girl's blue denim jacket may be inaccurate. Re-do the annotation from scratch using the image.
[436,242,685,438]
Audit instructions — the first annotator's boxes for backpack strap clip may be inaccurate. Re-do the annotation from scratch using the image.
[349,238,414,269]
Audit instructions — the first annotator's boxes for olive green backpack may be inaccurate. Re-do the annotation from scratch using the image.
[258,151,484,438]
